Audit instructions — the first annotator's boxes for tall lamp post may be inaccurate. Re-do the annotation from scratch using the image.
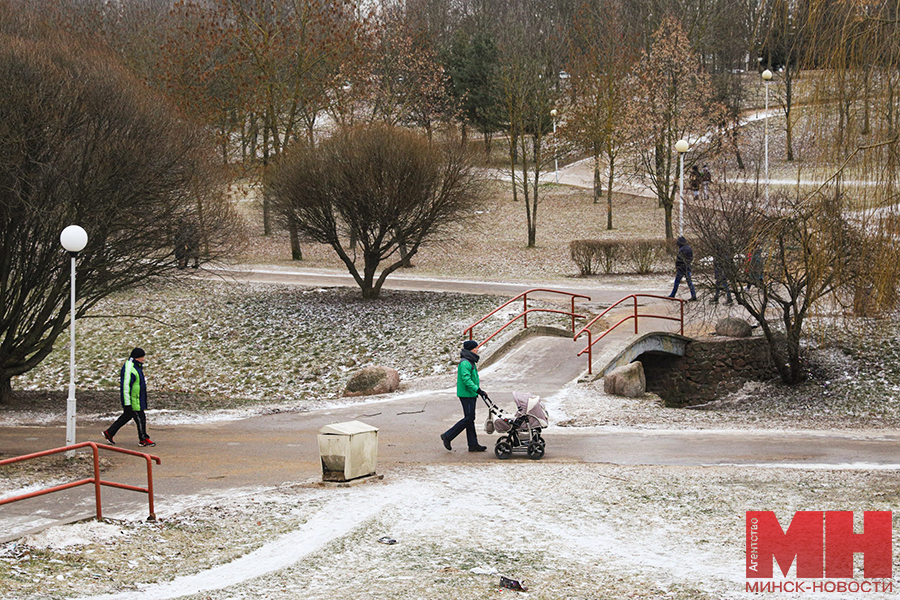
[60,225,88,447]
[675,138,689,236]
[762,69,773,204]
[550,108,559,183]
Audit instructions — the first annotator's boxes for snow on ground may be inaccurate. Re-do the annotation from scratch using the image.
[3,463,899,600]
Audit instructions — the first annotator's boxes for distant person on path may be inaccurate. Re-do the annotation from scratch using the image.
[441,340,487,452]
[689,165,702,200]
[175,219,200,269]
[701,165,712,199]
[102,348,155,447]
[745,247,764,290]
[711,257,733,305]
[668,236,697,301]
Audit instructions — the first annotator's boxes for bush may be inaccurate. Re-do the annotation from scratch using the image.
[571,239,668,275]
[569,240,624,276]
[622,239,669,274]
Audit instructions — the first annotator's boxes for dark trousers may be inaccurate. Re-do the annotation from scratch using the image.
[714,266,732,302]
[670,268,696,299]
[443,396,479,449]
[108,406,148,441]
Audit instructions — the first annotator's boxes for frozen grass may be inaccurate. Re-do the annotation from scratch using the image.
[11,282,510,411]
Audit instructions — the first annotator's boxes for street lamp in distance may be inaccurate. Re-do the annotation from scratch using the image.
[675,139,689,236]
[60,225,88,447]
[762,69,773,203]
[550,108,559,183]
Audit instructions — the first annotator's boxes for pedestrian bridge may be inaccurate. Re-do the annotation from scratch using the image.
[593,332,692,377]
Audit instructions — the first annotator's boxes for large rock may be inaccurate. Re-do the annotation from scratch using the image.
[603,361,646,398]
[715,317,752,338]
[344,366,400,397]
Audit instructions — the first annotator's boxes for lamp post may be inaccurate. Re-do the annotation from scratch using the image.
[762,69,773,204]
[675,138,689,237]
[550,108,559,183]
[60,225,88,447]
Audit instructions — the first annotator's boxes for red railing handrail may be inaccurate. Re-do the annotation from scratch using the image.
[574,294,684,374]
[463,288,591,350]
[0,441,161,522]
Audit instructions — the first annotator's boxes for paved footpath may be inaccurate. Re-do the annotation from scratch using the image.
[3,272,900,541]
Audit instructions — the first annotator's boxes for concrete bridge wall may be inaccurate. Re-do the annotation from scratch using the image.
[639,336,778,407]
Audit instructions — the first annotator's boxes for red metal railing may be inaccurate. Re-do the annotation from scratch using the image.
[464,288,591,350]
[0,442,161,521]
[574,294,684,374]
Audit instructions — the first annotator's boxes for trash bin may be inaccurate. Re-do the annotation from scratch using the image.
[317,420,379,482]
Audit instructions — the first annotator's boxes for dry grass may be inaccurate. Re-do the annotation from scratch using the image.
[234,180,670,283]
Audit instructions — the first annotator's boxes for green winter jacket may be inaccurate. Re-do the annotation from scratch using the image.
[457,358,479,397]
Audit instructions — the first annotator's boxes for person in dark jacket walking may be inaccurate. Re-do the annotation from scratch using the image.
[440,340,487,452]
[668,236,697,301]
[689,165,702,199]
[102,348,155,447]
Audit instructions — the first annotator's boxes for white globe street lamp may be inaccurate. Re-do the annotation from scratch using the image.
[550,108,559,184]
[675,139,689,236]
[762,69,773,204]
[60,225,88,447]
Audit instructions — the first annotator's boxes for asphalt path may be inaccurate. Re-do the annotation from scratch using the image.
[201,265,664,305]
[3,272,900,541]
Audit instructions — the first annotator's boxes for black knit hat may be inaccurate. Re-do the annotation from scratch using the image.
[130,348,146,359]
[463,340,478,351]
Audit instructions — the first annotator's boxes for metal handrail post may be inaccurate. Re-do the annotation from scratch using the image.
[146,455,156,520]
[680,302,684,335]
[587,330,593,374]
[523,294,528,329]
[92,443,102,520]
[570,297,575,333]
[633,296,638,334]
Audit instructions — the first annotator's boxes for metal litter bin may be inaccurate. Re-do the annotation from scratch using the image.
[317,420,379,482]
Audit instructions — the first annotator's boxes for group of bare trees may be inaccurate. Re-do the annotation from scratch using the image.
[0,17,241,402]
[5,0,900,393]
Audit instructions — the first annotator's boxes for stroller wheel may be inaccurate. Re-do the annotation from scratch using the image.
[527,441,545,460]
[495,439,513,460]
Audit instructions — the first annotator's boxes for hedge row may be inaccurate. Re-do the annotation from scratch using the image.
[569,239,671,276]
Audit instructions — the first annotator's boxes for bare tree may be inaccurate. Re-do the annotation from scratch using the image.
[0,32,240,403]
[496,0,564,248]
[268,125,484,299]
[563,0,636,229]
[689,183,898,384]
[630,16,726,239]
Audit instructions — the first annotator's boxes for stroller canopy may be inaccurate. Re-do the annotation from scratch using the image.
[513,391,548,428]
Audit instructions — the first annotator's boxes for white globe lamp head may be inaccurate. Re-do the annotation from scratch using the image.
[550,109,558,117]
[762,69,773,81]
[675,139,689,154]
[60,225,88,253]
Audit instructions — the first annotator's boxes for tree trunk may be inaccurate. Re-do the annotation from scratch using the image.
[262,122,271,236]
[606,157,615,231]
[863,67,871,135]
[784,66,794,162]
[509,128,519,203]
[731,125,745,169]
[289,220,302,260]
[593,158,601,205]
[529,134,540,248]
[664,203,673,239]
[0,376,11,405]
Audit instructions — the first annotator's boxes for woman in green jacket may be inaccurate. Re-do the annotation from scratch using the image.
[440,340,487,452]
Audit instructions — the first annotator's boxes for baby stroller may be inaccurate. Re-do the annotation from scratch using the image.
[480,391,548,459]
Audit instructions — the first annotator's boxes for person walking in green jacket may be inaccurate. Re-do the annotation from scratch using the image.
[102,348,155,447]
[441,340,487,452]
